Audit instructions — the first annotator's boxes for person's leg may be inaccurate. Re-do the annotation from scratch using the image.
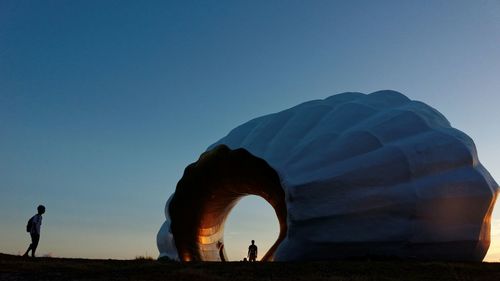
[30,233,40,258]
[23,244,31,257]
[23,234,36,257]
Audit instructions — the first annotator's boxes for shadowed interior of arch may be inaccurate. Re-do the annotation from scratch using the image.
[168,145,287,261]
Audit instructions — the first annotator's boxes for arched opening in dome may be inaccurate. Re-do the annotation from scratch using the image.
[168,145,287,261]
[223,195,280,261]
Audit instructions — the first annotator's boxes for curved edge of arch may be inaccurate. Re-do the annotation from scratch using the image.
[168,144,287,261]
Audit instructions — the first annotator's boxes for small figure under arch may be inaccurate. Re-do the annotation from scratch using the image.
[248,240,258,262]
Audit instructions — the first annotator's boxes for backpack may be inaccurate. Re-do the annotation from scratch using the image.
[26,216,34,232]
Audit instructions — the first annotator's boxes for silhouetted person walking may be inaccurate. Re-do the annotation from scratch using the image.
[248,240,258,262]
[23,205,45,258]
[217,241,226,262]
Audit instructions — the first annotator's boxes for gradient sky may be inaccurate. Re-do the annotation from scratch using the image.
[1,0,499,261]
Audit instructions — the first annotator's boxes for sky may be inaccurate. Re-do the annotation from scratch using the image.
[1,0,499,261]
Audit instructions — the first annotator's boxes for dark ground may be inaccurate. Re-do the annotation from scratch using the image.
[1,253,500,281]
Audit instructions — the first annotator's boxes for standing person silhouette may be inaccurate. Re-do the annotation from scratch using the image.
[23,205,45,258]
[248,240,258,262]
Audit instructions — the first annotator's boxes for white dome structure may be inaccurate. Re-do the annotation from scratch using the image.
[157,90,498,261]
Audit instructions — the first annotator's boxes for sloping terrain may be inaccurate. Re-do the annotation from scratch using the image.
[1,253,500,281]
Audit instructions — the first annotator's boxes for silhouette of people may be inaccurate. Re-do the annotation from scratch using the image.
[217,241,226,262]
[23,205,45,258]
[248,240,258,262]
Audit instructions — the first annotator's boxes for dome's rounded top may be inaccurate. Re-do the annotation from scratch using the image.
[208,90,458,179]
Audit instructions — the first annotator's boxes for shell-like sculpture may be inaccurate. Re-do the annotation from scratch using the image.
[157,90,498,261]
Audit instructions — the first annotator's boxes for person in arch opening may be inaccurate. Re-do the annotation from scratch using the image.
[217,241,226,262]
[23,205,46,258]
[247,240,258,262]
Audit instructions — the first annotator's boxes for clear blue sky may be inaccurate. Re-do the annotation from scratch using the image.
[1,0,499,261]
